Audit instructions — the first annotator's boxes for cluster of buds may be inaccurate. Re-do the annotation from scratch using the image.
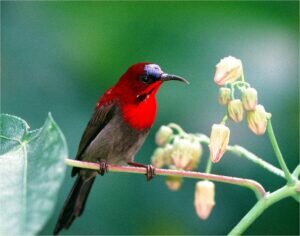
[171,137,202,171]
[152,125,214,219]
[214,56,269,136]
[151,125,202,191]
[149,56,271,223]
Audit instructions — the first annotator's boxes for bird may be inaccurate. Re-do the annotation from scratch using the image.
[53,62,188,235]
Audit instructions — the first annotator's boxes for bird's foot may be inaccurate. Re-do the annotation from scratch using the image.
[97,159,108,176]
[145,164,156,181]
[127,162,156,181]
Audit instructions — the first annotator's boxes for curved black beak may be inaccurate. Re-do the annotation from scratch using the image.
[160,73,189,84]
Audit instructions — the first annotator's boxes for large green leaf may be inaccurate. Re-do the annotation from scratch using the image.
[0,113,67,235]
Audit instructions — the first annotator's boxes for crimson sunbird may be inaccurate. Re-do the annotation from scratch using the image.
[53,63,188,234]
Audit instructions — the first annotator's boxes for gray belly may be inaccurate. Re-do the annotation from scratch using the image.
[81,111,149,173]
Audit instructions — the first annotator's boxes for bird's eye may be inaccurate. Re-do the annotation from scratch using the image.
[141,75,151,83]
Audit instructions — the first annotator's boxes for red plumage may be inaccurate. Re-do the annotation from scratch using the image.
[96,63,163,130]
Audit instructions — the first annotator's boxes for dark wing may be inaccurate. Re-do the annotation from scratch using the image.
[71,102,116,176]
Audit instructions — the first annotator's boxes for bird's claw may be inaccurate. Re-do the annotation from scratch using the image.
[127,162,156,181]
[146,164,156,181]
[97,159,108,176]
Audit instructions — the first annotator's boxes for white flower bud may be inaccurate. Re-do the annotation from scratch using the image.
[218,87,231,105]
[247,105,268,135]
[161,143,174,166]
[185,140,202,171]
[155,125,173,146]
[209,124,230,163]
[151,147,165,168]
[171,137,193,169]
[227,99,244,123]
[214,56,243,86]
[194,181,215,220]
[170,137,202,170]
[165,176,183,191]
[242,87,258,111]
[151,144,174,168]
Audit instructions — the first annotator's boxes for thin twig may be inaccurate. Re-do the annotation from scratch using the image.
[267,119,294,184]
[65,158,266,199]
[227,145,285,178]
[193,133,285,179]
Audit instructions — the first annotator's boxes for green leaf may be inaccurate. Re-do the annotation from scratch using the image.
[0,113,67,236]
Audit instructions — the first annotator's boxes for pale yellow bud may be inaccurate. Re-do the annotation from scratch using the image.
[151,144,174,168]
[227,99,244,123]
[209,124,230,163]
[218,87,231,105]
[151,147,165,168]
[194,181,215,220]
[214,56,243,86]
[155,125,173,146]
[171,137,194,169]
[165,176,183,191]
[247,105,267,135]
[242,87,258,111]
[161,144,174,166]
[185,140,202,171]
[170,137,202,170]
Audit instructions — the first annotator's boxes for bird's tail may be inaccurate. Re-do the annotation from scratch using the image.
[53,175,95,235]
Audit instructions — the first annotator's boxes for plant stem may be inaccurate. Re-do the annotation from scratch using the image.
[205,158,212,174]
[194,134,285,179]
[227,145,285,179]
[220,115,228,125]
[240,66,245,82]
[229,183,299,235]
[230,83,235,100]
[292,164,300,177]
[231,80,250,89]
[267,119,294,184]
[168,123,189,137]
[65,158,266,199]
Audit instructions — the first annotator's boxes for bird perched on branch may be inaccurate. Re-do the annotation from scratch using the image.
[53,62,188,234]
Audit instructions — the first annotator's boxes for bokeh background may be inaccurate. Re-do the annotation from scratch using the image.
[1,1,299,235]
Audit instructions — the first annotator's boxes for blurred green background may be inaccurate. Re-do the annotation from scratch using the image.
[2,1,299,235]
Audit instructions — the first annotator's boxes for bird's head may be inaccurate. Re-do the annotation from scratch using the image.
[115,62,189,103]
[103,62,189,130]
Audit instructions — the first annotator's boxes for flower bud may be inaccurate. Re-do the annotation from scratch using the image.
[161,144,173,166]
[185,140,202,171]
[170,137,202,170]
[194,181,215,220]
[151,144,174,168]
[151,147,165,168]
[247,105,267,135]
[171,137,194,170]
[214,56,243,85]
[209,124,230,163]
[155,125,173,146]
[227,99,244,123]
[242,87,258,111]
[165,176,183,191]
[218,87,231,105]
